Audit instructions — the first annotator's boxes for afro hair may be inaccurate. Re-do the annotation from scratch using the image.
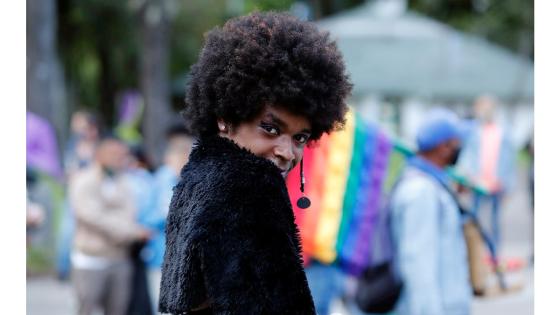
[181,11,352,141]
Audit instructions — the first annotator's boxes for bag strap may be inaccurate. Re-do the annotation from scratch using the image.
[408,161,508,290]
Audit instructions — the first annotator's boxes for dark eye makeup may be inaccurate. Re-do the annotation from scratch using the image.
[294,134,310,145]
[260,121,310,146]
[259,122,280,135]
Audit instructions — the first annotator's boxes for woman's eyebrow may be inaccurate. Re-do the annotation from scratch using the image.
[263,113,287,129]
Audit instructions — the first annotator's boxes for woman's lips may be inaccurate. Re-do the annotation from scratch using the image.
[271,160,293,178]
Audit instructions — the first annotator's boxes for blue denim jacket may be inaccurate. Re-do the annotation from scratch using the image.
[389,158,471,315]
[140,165,178,269]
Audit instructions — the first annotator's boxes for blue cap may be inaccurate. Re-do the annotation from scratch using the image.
[416,108,465,152]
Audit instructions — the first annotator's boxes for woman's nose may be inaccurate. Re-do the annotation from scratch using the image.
[274,136,295,163]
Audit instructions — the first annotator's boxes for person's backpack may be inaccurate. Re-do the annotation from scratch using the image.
[355,260,403,313]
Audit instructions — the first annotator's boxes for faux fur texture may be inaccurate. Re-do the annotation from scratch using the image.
[159,136,316,315]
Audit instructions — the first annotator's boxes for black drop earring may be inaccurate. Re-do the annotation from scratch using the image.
[296,158,311,209]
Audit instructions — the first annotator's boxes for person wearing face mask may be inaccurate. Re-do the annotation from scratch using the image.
[388,109,471,315]
[158,12,351,315]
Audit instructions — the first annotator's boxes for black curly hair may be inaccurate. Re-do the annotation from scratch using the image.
[181,11,352,141]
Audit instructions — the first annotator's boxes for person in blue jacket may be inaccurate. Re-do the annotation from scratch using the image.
[389,109,472,315]
[141,126,192,314]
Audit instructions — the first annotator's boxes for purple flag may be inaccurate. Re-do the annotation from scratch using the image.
[26,112,62,179]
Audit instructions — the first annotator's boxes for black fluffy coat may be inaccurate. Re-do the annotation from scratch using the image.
[159,136,316,315]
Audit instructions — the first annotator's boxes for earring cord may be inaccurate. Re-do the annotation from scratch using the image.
[300,158,305,193]
[296,157,311,209]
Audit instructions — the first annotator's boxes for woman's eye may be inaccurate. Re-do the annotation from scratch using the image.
[294,134,309,145]
[261,124,279,135]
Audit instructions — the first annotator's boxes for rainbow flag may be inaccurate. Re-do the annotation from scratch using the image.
[287,111,493,276]
[287,111,392,275]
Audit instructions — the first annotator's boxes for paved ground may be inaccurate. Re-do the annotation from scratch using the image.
[470,165,534,315]
[26,275,75,315]
[27,167,534,315]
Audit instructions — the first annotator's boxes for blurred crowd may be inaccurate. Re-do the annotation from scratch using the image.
[27,109,193,315]
[26,94,533,315]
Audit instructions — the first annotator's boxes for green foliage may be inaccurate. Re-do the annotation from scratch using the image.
[169,0,228,78]
[243,0,295,13]
[57,0,140,122]
[26,174,65,275]
[409,0,534,58]
[27,246,55,275]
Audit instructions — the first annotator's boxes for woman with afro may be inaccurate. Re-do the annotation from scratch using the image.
[159,11,352,315]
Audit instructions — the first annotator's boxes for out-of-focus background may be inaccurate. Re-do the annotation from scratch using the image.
[26,0,533,314]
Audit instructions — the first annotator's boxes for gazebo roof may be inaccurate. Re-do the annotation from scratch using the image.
[316,1,533,101]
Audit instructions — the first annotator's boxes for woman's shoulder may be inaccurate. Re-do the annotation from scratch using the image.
[184,137,284,194]
[176,159,285,228]
[185,159,281,209]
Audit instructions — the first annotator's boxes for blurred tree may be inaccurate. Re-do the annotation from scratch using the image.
[243,0,296,13]
[134,0,176,165]
[169,1,228,85]
[27,0,68,147]
[57,0,139,128]
[307,0,364,18]
[409,0,534,59]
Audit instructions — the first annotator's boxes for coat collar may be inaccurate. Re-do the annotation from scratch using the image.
[189,135,283,178]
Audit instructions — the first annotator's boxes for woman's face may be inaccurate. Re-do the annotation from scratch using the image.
[219,105,311,178]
